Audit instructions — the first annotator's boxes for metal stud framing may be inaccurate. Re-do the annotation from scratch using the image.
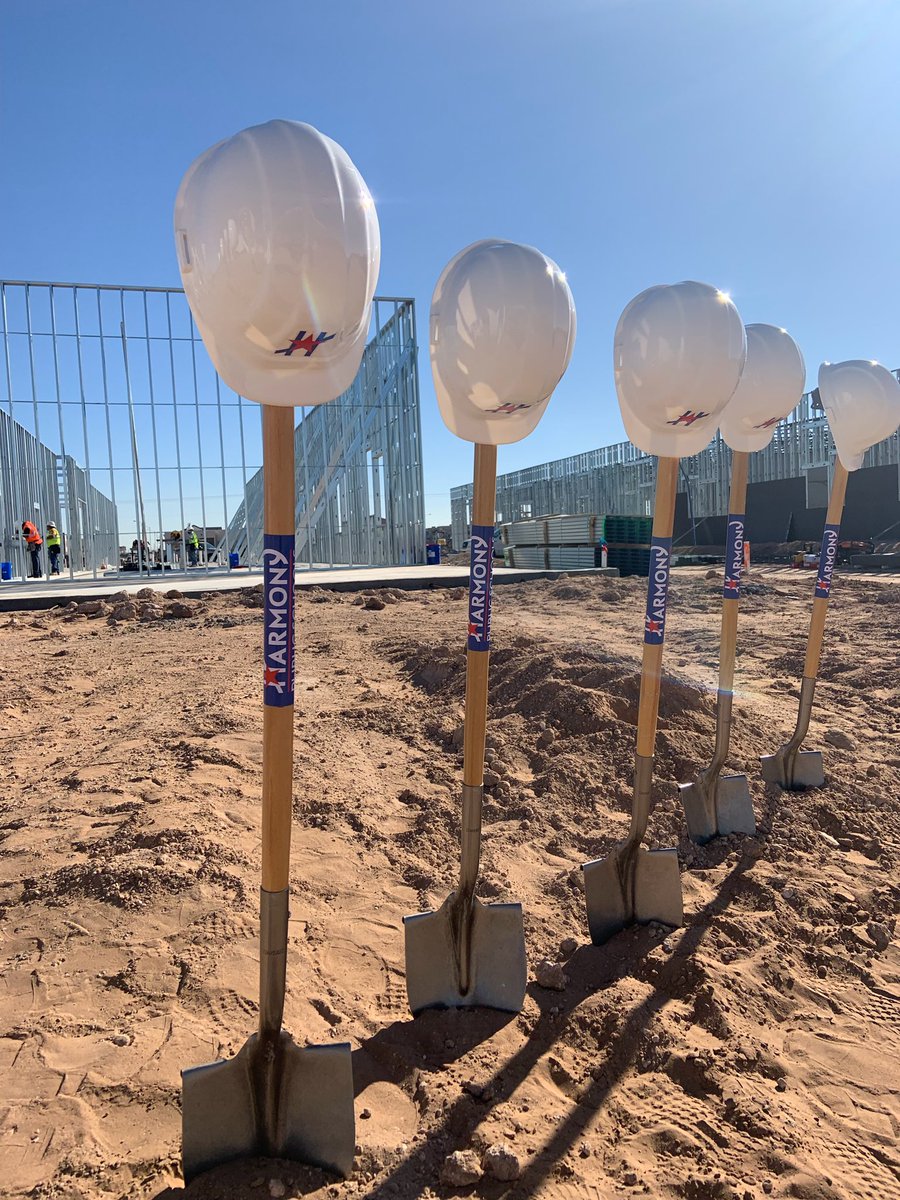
[0,281,425,585]
[450,377,900,548]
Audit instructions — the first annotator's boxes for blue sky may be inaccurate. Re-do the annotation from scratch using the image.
[2,0,899,526]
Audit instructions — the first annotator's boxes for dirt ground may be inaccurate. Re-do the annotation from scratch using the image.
[0,567,898,1200]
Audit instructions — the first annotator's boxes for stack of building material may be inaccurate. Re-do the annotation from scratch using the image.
[500,513,650,575]
[605,515,653,576]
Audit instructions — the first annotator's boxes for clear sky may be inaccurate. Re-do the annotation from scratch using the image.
[2,0,898,526]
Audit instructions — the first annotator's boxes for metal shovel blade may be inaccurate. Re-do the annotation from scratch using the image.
[403,893,527,1015]
[182,1033,354,1184]
[716,774,756,835]
[679,775,756,844]
[582,845,683,945]
[760,747,825,790]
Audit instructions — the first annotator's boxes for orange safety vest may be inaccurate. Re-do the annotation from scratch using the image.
[22,521,42,546]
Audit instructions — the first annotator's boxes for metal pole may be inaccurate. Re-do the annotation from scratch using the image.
[24,286,48,578]
[298,407,313,569]
[96,291,122,576]
[120,313,149,577]
[73,290,98,579]
[215,372,230,571]
[49,287,76,580]
[164,293,188,574]
[187,312,210,574]
[142,292,166,574]
[237,392,253,567]
[1,285,26,582]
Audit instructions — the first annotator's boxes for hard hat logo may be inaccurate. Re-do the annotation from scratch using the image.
[666,410,710,427]
[490,402,533,415]
[275,330,337,358]
[754,415,781,429]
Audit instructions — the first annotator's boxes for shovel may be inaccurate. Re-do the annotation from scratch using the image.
[182,406,355,1181]
[404,443,527,1014]
[760,459,848,790]
[679,450,756,841]
[582,456,684,943]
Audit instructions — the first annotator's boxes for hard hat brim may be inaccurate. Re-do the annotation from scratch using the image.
[434,383,549,445]
[619,396,718,459]
[199,317,369,408]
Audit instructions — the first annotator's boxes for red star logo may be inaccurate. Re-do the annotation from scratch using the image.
[468,622,479,635]
[817,578,831,592]
[645,617,661,633]
[725,577,739,592]
[264,666,281,686]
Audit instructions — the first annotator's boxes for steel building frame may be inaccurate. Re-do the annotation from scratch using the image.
[450,377,900,548]
[0,281,425,586]
[227,299,425,568]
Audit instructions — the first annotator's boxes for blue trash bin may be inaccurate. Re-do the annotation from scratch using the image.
[0,562,11,581]
[426,543,441,565]
[229,551,240,569]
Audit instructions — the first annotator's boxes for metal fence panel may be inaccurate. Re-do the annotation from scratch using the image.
[0,282,424,585]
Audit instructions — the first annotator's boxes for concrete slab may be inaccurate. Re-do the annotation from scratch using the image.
[0,564,620,613]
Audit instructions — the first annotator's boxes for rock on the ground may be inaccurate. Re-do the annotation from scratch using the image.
[559,936,578,958]
[817,831,840,849]
[440,1149,482,1187]
[868,921,891,951]
[76,599,102,615]
[483,1144,521,1182]
[363,596,385,611]
[824,728,856,750]
[168,602,194,618]
[535,959,568,991]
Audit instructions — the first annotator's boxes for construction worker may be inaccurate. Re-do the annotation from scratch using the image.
[46,522,62,575]
[21,520,43,578]
[185,526,200,567]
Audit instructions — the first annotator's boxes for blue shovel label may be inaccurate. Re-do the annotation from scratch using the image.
[467,524,494,652]
[644,536,672,645]
[263,533,295,706]
[722,513,746,599]
[815,523,840,599]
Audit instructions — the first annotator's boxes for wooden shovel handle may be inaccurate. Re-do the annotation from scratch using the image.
[803,459,849,680]
[463,444,497,787]
[636,457,679,759]
[261,406,296,893]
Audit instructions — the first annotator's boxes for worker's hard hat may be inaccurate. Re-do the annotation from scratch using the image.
[719,324,805,453]
[430,239,576,445]
[818,359,900,471]
[175,119,381,408]
[614,281,746,457]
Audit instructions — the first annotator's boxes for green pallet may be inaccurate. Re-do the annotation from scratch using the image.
[607,546,651,577]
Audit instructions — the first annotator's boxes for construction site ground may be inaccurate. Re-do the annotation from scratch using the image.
[0,566,898,1200]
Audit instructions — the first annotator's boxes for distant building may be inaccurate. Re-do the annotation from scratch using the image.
[451,378,900,549]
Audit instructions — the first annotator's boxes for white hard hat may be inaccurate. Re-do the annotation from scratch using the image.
[818,359,900,471]
[174,119,380,408]
[719,324,806,453]
[430,239,576,445]
[613,280,746,457]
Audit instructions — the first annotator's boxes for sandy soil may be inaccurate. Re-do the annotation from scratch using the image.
[0,568,898,1200]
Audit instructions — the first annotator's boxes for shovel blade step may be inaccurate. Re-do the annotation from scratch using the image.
[760,749,824,790]
[182,1033,354,1183]
[403,896,527,1015]
[583,847,683,945]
